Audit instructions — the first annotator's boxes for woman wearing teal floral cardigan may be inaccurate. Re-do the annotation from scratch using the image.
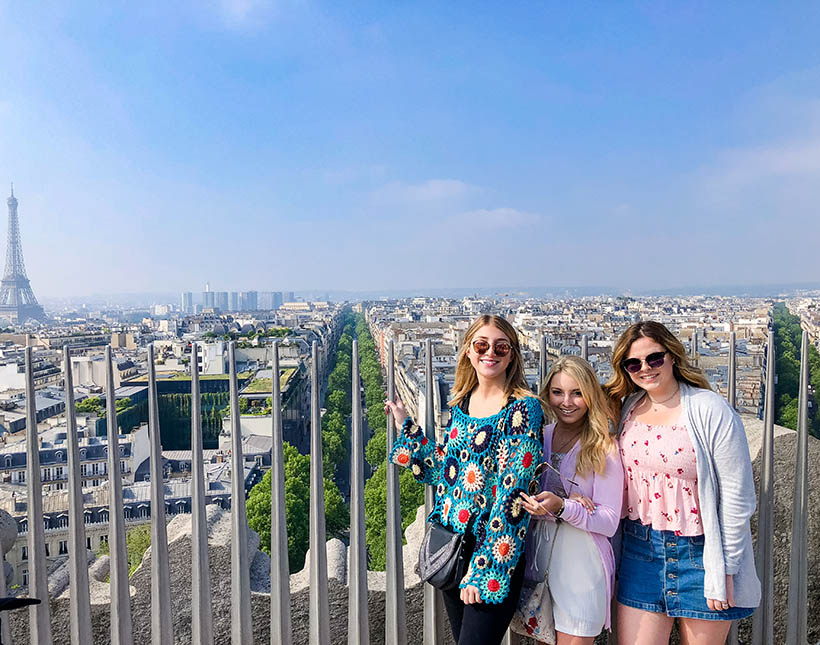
[386,314,543,645]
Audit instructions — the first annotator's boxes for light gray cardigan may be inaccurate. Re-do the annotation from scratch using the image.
[617,382,761,607]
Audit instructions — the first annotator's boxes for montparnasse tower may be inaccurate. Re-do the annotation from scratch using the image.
[0,185,46,324]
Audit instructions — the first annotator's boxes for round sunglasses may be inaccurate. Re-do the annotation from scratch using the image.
[621,350,668,374]
[471,338,512,357]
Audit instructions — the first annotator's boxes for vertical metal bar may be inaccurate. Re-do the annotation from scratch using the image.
[539,334,548,392]
[62,347,92,645]
[728,330,737,409]
[147,343,173,645]
[0,550,10,645]
[228,342,252,644]
[723,323,737,645]
[786,331,809,645]
[751,331,775,645]
[580,333,589,361]
[348,340,369,645]
[270,341,292,645]
[105,346,133,645]
[25,346,52,644]
[190,343,214,645]
[691,328,699,361]
[423,338,443,645]
[309,340,331,645]
[385,340,407,645]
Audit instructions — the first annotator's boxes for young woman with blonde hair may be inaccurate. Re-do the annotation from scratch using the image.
[606,321,759,645]
[385,314,543,645]
[520,355,624,644]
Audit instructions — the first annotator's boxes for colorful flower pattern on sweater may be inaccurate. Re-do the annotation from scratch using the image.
[389,396,543,603]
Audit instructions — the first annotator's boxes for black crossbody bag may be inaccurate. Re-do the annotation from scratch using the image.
[417,520,472,591]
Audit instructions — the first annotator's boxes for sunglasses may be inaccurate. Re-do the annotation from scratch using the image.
[471,338,512,357]
[528,460,578,496]
[621,351,668,374]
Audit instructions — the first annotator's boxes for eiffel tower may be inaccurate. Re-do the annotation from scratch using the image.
[0,185,46,324]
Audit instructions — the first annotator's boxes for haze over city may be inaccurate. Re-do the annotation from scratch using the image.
[1,3,818,299]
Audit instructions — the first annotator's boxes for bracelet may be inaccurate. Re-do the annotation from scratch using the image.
[554,499,565,518]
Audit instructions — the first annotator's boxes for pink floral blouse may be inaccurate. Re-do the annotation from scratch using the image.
[619,407,703,536]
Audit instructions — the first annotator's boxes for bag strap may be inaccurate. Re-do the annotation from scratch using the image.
[544,522,560,573]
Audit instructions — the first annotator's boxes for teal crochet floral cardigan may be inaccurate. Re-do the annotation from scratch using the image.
[389,396,543,603]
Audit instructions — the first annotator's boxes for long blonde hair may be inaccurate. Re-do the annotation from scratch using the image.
[540,356,616,477]
[448,314,532,408]
[604,320,711,417]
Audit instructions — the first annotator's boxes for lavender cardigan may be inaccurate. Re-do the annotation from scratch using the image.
[525,422,624,629]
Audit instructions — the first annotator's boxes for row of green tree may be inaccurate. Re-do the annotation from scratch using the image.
[773,303,820,437]
[322,314,356,476]
[356,314,425,570]
[246,313,353,570]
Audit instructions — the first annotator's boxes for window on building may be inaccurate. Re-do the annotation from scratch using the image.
[21,546,27,561]
[4,456,10,468]
[44,543,50,557]
[59,540,68,555]
[58,516,68,528]
[100,534,109,545]
[22,569,28,586]
[56,466,63,479]
[92,463,99,475]
[17,471,25,483]
[80,464,88,477]
[86,537,92,550]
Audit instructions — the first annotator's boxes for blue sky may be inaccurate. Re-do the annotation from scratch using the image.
[1,2,819,298]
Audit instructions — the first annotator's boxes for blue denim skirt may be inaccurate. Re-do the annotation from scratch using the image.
[617,518,755,621]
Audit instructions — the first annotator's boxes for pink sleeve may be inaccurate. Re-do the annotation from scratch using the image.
[559,449,623,538]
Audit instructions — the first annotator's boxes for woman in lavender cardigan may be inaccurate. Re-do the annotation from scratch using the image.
[521,356,624,643]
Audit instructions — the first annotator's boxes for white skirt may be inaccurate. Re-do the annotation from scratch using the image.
[531,520,607,638]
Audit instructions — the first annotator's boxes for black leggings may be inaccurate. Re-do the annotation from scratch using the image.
[441,558,525,645]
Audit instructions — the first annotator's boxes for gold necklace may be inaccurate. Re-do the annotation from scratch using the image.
[647,387,680,412]
[553,427,583,454]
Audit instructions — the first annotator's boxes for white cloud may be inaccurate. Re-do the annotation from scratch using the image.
[370,179,478,206]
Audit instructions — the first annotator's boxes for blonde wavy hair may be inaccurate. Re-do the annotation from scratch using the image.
[448,314,532,408]
[540,356,616,477]
[604,320,711,417]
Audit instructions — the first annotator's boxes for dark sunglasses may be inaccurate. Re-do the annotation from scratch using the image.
[528,460,578,496]
[621,350,668,374]
[471,338,512,357]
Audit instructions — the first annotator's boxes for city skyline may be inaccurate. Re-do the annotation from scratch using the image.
[1,3,819,298]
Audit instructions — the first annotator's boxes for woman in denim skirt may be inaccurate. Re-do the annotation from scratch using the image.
[605,321,760,645]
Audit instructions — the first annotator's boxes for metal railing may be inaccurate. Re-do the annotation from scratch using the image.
[0,325,813,644]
